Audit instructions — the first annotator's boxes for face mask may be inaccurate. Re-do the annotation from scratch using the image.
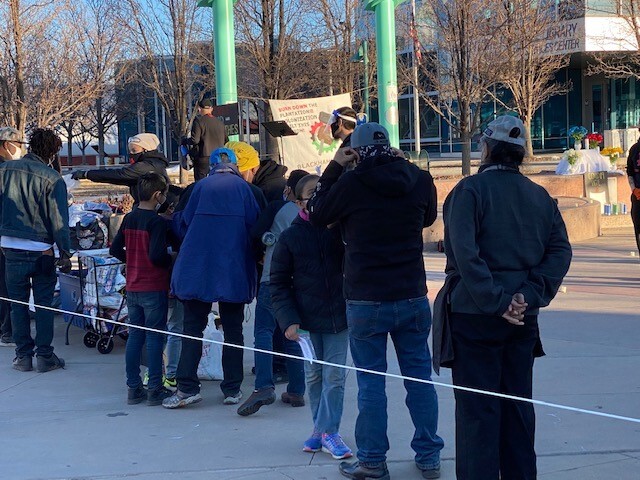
[331,122,340,140]
[8,143,21,160]
[130,152,144,163]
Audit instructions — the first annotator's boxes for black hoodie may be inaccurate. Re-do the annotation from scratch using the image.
[85,150,170,204]
[308,153,437,301]
[253,159,288,202]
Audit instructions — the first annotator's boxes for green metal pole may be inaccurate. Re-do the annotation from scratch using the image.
[199,0,239,140]
[363,40,370,121]
[366,0,404,147]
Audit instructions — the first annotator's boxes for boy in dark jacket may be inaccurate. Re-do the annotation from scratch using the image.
[110,172,173,406]
[270,175,353,461]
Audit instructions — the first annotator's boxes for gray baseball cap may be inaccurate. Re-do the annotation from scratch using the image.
[483,115,526,147]
[350,122,390,148]
[0,127,26,144]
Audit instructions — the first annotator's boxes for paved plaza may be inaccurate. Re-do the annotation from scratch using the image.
[1,228,639,480]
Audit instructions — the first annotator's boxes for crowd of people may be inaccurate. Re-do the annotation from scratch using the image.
[0,110,578,480]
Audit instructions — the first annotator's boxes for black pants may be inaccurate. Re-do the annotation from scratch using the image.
[631,194,640,256]
[0,249,11,341]
[193,158,210,182]
[176,299,245,396]
[450,312,540,480]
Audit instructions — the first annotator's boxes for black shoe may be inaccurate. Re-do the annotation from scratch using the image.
[419,465,441,479]
[127,385,146,405]
[281,391,305,407]
[237,388,276,416]
[12,356,33,372]
[339,461,390,480]
[147,386,173,406]
[36,353,65,373]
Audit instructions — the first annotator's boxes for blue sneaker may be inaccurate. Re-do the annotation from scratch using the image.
[321,433,353,460]
[303,430,322,453]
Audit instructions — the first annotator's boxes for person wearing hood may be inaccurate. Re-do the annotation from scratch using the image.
[308,123,444,480]
[164,147,260,409]
[438,116,571,480]
[71,133,169,205]
[253,157,288,203]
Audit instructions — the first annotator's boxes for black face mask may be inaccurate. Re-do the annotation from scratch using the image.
[129,152,144,164]
[331,121,340,140]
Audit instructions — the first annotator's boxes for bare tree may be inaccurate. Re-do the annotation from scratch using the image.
[588,0,640,80]
[493,0,572,158]
[121,0,215,163]
[416,0,501,175]
[235,0,320,157]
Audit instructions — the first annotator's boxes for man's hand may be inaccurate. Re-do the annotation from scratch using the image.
[633,187,640,200]
[390,147,406,159]
[285,324,300,341]
[502,293,527,326]
[333,148,358,168]
[71,170,87,180]
[56,254,72,274]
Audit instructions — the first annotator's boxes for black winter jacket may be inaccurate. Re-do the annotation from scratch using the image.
[270,216,347,334]
[254,160,287,202]
[308,155,437,301]
[85,151,169,204]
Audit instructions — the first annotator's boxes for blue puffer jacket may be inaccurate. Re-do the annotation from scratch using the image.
[171,164,260,303]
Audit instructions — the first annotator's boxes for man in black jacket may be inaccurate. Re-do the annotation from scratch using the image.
[327,106,357,148]
[626,127,640,256]
[188,99,227,181]
[441,115,571,480]
[72,133,169,205]
[309,123,444,480]
[0,128,71,372]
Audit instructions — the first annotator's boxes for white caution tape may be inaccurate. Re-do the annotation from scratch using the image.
[3,295,640,425]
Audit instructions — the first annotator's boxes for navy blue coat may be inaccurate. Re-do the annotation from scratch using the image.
[171,164,260,303]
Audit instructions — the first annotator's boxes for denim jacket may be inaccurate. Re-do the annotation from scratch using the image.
[0,153,70,255]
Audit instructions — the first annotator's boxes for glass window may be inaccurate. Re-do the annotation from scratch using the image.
[586,0,618,16]
[399,98,413,140]
[419,98,440,138]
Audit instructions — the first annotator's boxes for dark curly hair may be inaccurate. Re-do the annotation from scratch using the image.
[28,128,62,169]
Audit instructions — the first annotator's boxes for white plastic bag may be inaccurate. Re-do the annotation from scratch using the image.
[197,313,224,381]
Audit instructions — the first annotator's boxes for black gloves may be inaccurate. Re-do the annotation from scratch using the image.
[56,253,72,274]
[71,170,87,180]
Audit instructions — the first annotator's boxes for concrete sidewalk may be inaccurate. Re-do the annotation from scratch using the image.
[1,229,639,480]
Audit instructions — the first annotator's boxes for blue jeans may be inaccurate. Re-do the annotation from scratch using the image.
[126,291,168,390]
[3,249,57,358]
[165,298,183,379]
[254,283,305,394]
[306,330,349,434]
[347,296,444,468]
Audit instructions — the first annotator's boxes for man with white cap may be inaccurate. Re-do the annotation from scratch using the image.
[0,127,26,347]
[71,133,169,205]
[438,115,572,479]
[0,127,26,163]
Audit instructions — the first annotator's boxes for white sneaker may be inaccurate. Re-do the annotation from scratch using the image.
[0,338,16,347]
[223,391,243,405]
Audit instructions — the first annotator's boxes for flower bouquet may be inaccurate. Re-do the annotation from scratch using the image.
[568,126,588,149]
[601,146,623,166]
[586,132,603,149]
[563,148,579,166]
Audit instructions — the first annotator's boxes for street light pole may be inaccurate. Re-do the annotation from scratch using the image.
[411,0,420,154]
[362,40,370,121]
[366,0,403,148]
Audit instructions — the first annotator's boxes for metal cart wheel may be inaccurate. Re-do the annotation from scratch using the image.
[83,331,99,348]
[96,337,114,354]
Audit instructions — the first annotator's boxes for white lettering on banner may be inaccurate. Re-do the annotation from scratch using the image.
[270,93,352,173]
[543,19,584,55]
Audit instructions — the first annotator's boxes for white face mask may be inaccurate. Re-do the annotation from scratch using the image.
[8,142,22,160]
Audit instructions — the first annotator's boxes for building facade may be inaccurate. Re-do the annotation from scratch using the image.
[396,0,640,155]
